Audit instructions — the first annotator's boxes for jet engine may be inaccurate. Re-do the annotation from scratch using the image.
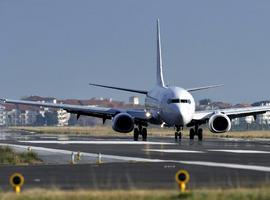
[112,113,134,133]
[208,113,231,133]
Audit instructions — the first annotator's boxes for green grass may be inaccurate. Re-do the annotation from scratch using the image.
[1,187,270,200]
[0,146,42,165]
[10,126,119,136]
[10,126,270,139]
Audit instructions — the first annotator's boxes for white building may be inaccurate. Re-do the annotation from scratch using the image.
[231,118,239,126]
[255,102,270,125]
[243,116,255,124]
[129,96,139,105]
[231,116,255,126]
[257,111,270,125]
[0,105,7,126]
[57,109,70,126]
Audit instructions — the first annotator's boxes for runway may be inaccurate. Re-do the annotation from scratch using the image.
[0,129,270,189]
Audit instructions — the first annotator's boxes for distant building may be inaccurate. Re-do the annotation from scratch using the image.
[0,105,7,126]
[57,109,70,126]
[243,116,255,124]
[23,96,57,104]
[7,109,21,126]
[129,96,139,105]
[231,116,255,126]
[20,110,38,125]
[231,118,239,126]
[23,96,57,112]
[257,111,270,125]
[253,101,270,125]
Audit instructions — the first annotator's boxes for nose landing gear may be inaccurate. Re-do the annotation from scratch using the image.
[175,126,182,141]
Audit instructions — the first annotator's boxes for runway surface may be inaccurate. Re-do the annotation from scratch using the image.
[0,129,270,189]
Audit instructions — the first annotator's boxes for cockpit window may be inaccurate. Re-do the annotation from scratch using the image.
[180,99,191,103]
[167,99,191,104]
[170,99,180,103]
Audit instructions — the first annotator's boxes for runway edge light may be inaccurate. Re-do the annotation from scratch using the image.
[9,173,24,194]
[175,169,190,193]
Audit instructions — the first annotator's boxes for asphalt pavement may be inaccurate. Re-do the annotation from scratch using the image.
[0,129,270,190]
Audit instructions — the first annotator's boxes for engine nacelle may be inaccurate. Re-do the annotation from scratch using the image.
[112,113,134,133]
[208,113,231,133]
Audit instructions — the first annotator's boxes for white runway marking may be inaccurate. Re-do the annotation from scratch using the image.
[39,136,59,139]
[221,138,270,142]
[2,143,270,172]
[179,161,270,172]
[144,149,204,153]
[0,143,163,162]
[18,140,174,145]
[208,149,270,154]
[24,131,35,134]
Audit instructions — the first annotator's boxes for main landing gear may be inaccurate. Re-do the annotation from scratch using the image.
[189,125,203,141]
[133,125,147,141]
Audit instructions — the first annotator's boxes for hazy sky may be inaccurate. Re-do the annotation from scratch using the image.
[1,0,270,104]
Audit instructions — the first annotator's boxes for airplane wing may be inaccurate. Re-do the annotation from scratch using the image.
[89,83,148,94]
[0,99,149,122]
[186,84,224,92]
[190,105,270,126]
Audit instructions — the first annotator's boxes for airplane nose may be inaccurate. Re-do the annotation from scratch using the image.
[174,104,191,125]
[174,105,184,125]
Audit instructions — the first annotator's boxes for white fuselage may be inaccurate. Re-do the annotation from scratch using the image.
[145,86,195,127]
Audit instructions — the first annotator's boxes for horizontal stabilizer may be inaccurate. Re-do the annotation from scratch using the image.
[89,83,148,94]
[187,84,224,92]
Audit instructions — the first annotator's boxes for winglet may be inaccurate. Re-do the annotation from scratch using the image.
[156,19,165,87]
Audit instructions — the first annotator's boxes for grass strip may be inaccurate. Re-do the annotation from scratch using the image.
[0,146,42,165]
[0,187,270,200]
[10,126,270,139]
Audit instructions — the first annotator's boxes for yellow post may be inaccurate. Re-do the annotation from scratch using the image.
[179,182,186,192]
[14,186,21,194]
[76,151,81,161]
[175,170,190,193]
[9,173,24,194]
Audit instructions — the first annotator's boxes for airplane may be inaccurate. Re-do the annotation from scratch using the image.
[1,19,270,141]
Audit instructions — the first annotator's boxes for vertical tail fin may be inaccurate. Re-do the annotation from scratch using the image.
[156,19,165,87]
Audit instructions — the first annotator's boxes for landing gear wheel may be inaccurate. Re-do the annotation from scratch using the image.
[198,128,203,141]
[178,132,182,140]
[142,128,147,141]
[175,132,182,141]
[134,128,139,141]
[189,128,195,140]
